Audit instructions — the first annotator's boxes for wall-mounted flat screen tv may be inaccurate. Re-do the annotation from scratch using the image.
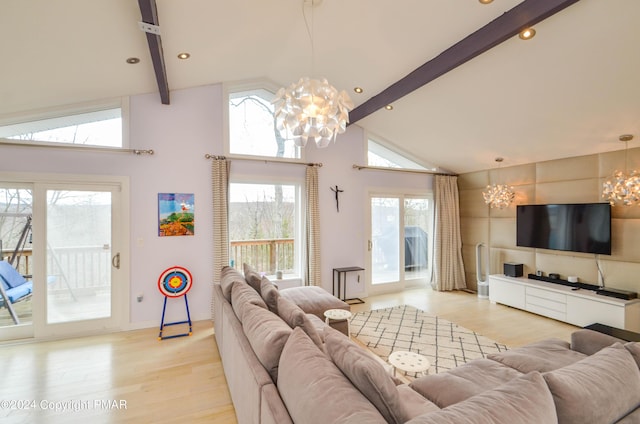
[516,203,611,255]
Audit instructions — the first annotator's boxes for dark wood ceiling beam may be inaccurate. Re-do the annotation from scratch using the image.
[348,0,581,125]
[138,0,170,105]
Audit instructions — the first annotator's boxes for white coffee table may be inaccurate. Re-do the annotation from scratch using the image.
[324,309,352,336]
[388,351,430,377]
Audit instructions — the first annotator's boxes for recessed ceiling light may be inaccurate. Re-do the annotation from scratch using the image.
[518,27,536,40]
[354,87,363,94]
[619,134,634,142]
[177,52,191,60]
[126,57,140,64]
[385,104,393,111]
[478,0,493,4]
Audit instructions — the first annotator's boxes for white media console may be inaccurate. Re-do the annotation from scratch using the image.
[489,274,640,333]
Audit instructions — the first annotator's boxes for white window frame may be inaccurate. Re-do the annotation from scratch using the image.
[228,175,303,287]
[0,98,129,149]
[223,79,305,162]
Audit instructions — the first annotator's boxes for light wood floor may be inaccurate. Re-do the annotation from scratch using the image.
[0,288,578,423]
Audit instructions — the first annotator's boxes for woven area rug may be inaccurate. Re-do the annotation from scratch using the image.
[350,305,508,376]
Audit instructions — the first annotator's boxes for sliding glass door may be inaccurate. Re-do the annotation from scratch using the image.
[0,175,128,341]
[45,189,113,325]
[368,192,433,295]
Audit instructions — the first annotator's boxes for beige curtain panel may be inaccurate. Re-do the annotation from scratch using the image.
[305,166,321,286]
[211,158,230,317]
[433,175,467,291]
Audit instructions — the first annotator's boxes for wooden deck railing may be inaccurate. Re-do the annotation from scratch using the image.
[2,239,295,291]
[2,246,111,293]
[230,238,294,274]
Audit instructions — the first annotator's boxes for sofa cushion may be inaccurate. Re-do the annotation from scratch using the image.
[260,276,280,312]
[242,302,292,383]
[243,262,263,293]
[396,385,440,420]
[220,265,245,302]
[625,342,640,369]
[230,280,267,322]
[409,358,522,408]
[616,407,640,423]
[276,296,323,348]
[324,326,408,424]
[279,285,349,318]
[487,338,586,373]
[280,285,351,335]
[405,372,557,424]
[543,343,640,424]
[571,329,626,355]
[278,327,387,424]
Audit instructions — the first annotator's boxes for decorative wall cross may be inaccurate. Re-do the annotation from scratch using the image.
[330,185,344,212]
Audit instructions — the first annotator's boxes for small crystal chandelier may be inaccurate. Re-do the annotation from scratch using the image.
[483,157,515,209]
[272,0,353,148]
[602,134,640,206]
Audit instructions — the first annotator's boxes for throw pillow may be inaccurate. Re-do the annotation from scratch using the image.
[404,372,557,424]
[487,338,585,373]
[543,343,640,424]
[324,326,408,424]
[243,262,263,293]
[571,329,626,355]
[625,342,640,369]
[241,302,292,383]
[260,276,280,312]
[278,327,387,424]
[220,265,245,302]
[230,280,267,322]
[276,296,323,348]
[409,358,523,408]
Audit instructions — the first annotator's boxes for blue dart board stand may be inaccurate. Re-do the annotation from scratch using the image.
[157,266,193,340]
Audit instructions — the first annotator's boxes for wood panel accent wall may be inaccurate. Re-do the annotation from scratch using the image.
[459,147,640,295]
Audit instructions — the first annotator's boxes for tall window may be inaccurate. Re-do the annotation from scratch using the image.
[228,87,300,159]
[0,106,123,148]
[228,182,301,279]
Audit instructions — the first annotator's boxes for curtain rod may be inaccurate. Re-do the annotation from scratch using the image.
[0,140,154,155]
[353,164,456,176]
[204,154,322,167]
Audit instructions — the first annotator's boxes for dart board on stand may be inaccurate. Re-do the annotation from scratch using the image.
[157,266,193,340]
[158,266,193,298]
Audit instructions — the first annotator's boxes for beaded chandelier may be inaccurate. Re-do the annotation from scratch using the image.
[602,134,640,206]
[482,157,515,209]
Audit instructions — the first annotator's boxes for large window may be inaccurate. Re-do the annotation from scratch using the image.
[227,87,301,159]
[228,181,301,280]
[0,103,124,148]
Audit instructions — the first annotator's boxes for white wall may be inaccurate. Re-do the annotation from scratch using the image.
[1,83,433,329]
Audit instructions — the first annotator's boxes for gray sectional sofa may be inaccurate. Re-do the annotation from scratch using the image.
[213,264,640,424]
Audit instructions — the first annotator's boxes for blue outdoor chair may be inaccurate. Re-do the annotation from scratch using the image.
[0,260,33,324]
[0,260,32,306]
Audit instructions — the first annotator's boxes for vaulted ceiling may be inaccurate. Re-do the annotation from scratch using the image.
[1,0,638,174]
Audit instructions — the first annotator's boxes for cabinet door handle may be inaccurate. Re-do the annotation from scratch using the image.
[368,240,373,251]
[112,253,121,270]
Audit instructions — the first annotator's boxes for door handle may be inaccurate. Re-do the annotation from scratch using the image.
[112,253,120,270]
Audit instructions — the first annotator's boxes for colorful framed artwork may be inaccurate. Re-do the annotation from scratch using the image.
[158,193,195,236]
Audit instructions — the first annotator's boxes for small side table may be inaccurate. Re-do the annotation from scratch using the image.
[324,308,352,336]
[332,266,365,304]
[388,351,430,377]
